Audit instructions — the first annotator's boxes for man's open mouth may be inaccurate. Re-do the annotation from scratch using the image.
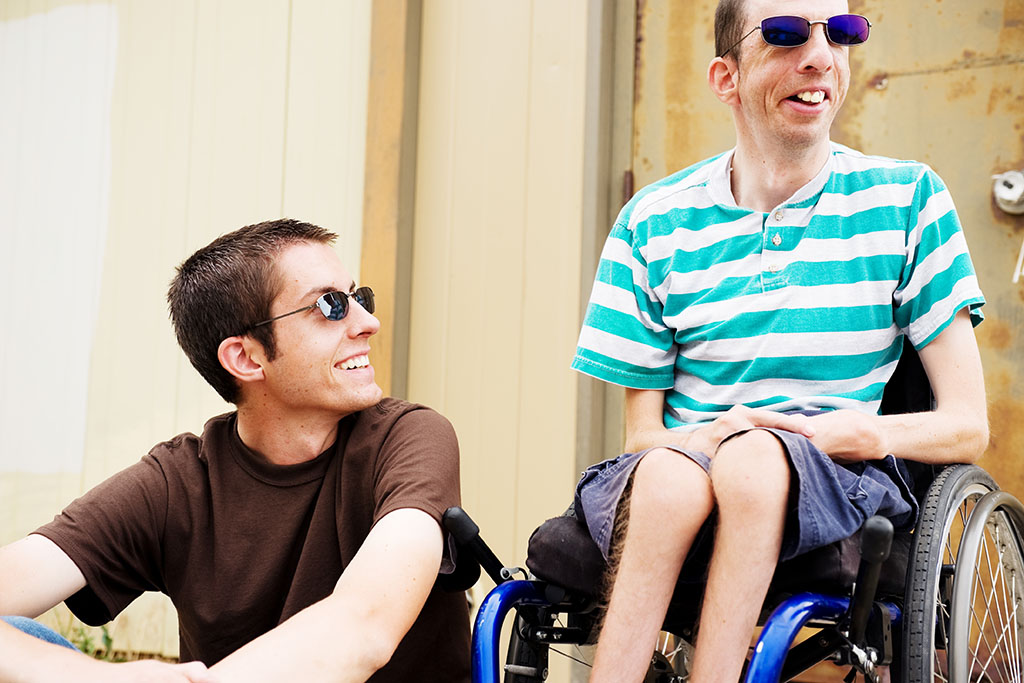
[789,90,826,104]
[337,355,370,370]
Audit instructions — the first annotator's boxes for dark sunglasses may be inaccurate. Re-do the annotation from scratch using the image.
[719,14,871,57]
[250,286,375,329]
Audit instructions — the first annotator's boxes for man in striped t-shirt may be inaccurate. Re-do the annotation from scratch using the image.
[572,1,989,681]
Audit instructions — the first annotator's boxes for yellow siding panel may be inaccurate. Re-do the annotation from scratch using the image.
[411,2,595,680]
[3,0,371,658]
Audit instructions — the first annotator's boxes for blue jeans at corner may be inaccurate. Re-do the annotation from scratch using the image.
[2,616,78,650]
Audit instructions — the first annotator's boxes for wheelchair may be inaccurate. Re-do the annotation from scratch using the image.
[445,343,1024,683]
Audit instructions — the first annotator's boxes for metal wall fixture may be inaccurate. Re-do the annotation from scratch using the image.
[992,169,1024,215]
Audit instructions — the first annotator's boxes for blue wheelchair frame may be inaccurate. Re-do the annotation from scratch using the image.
[470,581,901,683]
[459,512,901,683]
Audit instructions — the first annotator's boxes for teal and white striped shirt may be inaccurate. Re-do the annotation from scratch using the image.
[571,143,985,430]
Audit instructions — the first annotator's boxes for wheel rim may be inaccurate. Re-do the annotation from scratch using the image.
[930,482,993,682]
[949,492,1024,683]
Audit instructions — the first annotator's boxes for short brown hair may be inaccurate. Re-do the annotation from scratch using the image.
[715,0,749,60]
[167,219,337,404]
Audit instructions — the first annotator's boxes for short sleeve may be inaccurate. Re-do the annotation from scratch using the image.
[371,407,460,527]
[893,167,985,348]
[33,456,169,625]
[571,213,677,389]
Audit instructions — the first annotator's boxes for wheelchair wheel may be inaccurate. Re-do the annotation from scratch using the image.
[903,464,998,682]
[502,615,689,681]
[948,490,1024,682]
[647,632,691,682]
[504,613,551,682]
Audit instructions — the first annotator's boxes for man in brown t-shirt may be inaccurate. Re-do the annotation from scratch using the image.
[0,219,471,682]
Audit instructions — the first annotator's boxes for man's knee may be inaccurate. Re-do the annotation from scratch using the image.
[2,616,78,650]
[711,429,790,512]
[630,448,714,522]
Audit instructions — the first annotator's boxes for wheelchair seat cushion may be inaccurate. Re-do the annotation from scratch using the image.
[526,506,607,599]
[525,507,910,604]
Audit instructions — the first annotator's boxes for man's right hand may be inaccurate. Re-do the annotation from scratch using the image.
[95,659,217,683]
[0,618,218,683]
[684,405,816,455]
[625,390,816,455]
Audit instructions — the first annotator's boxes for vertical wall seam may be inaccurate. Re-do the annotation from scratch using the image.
[278,0,294,217]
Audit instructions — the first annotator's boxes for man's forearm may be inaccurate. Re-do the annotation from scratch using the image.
[209,592,389,683]
[0,620,213,683]
[878,409,988,464]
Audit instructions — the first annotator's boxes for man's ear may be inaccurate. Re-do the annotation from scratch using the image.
[708,56,740,105]
[217,336,266,384]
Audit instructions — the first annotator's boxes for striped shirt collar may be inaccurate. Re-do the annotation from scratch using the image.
[707,143,838,211]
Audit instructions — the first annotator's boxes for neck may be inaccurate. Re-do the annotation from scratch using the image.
[235,405,342,466]
[730,138,831,212]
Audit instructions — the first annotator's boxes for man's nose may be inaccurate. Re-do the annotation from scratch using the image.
[798,22,834,71]
[348,299,381,336]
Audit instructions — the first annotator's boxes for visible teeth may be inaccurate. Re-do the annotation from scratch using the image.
[339,355,369,370]
[796,90,825,104]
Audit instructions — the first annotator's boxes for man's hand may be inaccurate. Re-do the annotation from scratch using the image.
[89,659,217,683]
[805,409,887,464]
[625,390,815,455]
[687,405,817,456]
[0,618,218,683]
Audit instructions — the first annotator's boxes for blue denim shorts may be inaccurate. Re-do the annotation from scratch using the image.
[573,428,918,564]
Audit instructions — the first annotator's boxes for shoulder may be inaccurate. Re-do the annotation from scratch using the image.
[361,397,452,428]
[619,153,730,233]
[145,412,235,477]
[828,143,941,192]
[354,399,458,449]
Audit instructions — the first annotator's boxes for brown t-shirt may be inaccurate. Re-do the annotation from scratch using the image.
[35,398,471,681]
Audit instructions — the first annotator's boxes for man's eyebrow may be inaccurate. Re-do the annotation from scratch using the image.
[298,282,355,301]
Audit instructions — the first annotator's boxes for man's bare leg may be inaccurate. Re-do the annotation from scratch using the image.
[589,449,714,683]
[690,429,791,683]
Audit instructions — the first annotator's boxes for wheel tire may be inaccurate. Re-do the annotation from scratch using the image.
[948,489,1024,682]
[902,464,998,682]
[504,614,551,682]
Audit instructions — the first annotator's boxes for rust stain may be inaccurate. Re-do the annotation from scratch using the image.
[976,317,1014,351]
[867,72,890,90]
[832,17,872,153]
[946,74,978,101]
[631,0,648,180]
[977,372,1024,493]
[986,83,1016,114]
[663,0,718,170]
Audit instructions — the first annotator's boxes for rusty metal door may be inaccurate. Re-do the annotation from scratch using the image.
[631,0,1024,489]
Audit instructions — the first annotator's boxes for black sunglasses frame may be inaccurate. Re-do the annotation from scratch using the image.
[718,14,871,58]
[250,286,375,330]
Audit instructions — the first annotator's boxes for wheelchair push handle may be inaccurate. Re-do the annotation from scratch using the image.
[442,506,515,586]
[847,515,893,647]
[859,515,894,564]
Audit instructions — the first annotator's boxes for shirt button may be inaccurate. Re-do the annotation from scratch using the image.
[774,210,784,221]
[768,264,780,273]
[771,234,782,246]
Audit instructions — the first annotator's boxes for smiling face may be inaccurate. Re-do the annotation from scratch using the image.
[248,241,383,420]
[727,0,852,156]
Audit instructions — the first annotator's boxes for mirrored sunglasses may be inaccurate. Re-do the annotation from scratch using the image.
[251,286,375,329]
[720,14,871,57]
